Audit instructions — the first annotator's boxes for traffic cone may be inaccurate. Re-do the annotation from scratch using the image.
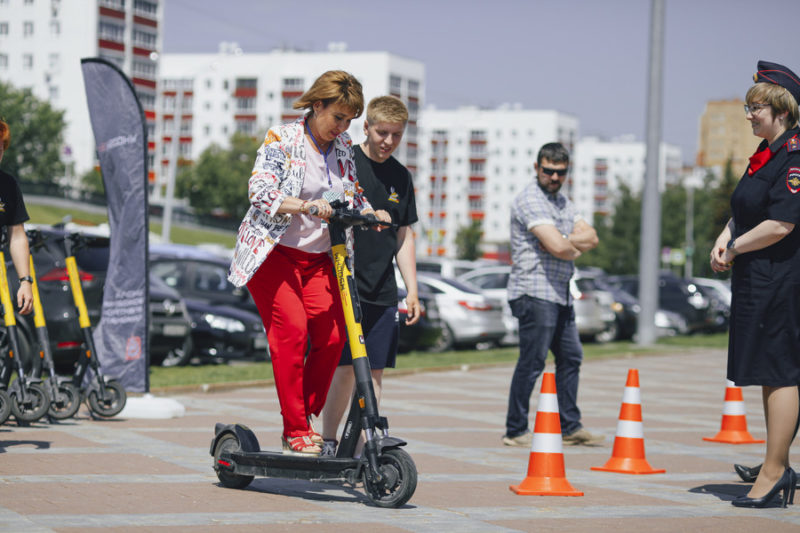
[703,380,764,444]
[510,372,583,496]
[592,368,665,475]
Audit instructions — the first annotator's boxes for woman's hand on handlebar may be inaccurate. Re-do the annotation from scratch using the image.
[304,199,333,219]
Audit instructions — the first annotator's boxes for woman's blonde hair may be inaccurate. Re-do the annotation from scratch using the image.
[746,82,799,127]
[293,71,364,118]
[366,96,408,125]
[0,120,9,151]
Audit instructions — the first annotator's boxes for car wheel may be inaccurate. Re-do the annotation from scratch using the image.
[594,320,619,344]
[429,324,454,352]
[161,336,194,367]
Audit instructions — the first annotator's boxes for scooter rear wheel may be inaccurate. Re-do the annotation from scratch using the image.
[362,448,417,508]
[214,433,254,489]
[10,382,50,422]
[0,389,11,424]
[47,381,81,420]
[87,379,127,418]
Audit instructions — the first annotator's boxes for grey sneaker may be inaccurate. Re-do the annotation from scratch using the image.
[320,439,338,457]
[502,431,533,447]
[562,428,605,446]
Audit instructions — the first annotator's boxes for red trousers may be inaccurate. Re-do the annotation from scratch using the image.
[247,245,346,438]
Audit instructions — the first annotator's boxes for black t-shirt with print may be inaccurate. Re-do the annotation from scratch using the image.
[0,169,29,244]
[352,145,418,305]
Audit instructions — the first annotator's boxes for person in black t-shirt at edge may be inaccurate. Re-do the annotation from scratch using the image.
[0,120,33,316]
[320,96,419,456]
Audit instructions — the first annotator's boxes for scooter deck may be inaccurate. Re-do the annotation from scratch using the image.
[228,450,360,481]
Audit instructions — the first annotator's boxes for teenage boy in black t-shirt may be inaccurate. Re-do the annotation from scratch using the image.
[0,120,33,315]
[320,97,419,455]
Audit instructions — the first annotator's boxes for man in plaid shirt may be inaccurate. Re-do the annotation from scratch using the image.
[502,142,604,447]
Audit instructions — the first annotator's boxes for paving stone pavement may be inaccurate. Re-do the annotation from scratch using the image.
[1,348,799,532]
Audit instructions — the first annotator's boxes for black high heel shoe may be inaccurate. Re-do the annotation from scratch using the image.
[732,467,796,508]
[734,463,761,483]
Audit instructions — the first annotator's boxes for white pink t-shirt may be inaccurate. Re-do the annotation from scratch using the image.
[280,136,345,253]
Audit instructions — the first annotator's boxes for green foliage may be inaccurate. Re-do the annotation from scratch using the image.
[455,219,483,260]
[0,81,66,182]
[81,167,104,194]
[176,132,261,218]
[589,183,642,274]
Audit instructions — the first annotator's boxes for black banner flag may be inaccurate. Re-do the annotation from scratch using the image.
[81,58,149,392]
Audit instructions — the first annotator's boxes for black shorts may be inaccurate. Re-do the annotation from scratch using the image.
[339,302,398,369]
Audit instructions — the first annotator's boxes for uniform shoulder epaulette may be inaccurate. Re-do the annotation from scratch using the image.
[788,136,800,152]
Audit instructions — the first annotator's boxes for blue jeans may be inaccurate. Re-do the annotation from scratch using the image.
[505,295,584,437]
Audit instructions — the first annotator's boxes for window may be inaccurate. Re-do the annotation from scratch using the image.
[282,77,303,90]
[236,78,257,89]
[0,54,7,70]
[132,29,157,48]
[235,120,256,135]
[407,79,420,94]
[49,19,60,35]
[48,53,59,69]
[48,85,58,100]
[236,97,255,111]
[132,60,156,77]
[23,54,33,69]
[23,21,34,36]
[282,96,297,110]
[134,0,157,15]
[0,22,8,35]
[390,75,402,92]
[99,21,124,42]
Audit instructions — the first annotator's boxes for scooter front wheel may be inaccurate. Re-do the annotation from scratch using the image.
[87,380,127,418]
[47,381,81,420]
[0,389,11,424]
[362,448,417,508]
[214,433,254,489]
[10,382,50,422]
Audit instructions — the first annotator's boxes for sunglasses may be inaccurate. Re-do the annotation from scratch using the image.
[540,167,568,177]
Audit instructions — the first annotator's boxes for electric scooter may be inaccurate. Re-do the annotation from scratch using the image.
[211,198,418,508]
[62,232,126,418]
[0,249,50,424]
[26,229,82,420]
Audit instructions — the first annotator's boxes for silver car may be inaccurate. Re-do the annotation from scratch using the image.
[415,272,507,351]
[458,265,617,344]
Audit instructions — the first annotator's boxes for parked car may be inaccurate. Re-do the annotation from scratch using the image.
[603,272,714,333]
[148,274,194,367]
[416,257,504,279]
[458,265,617,344]
[396,287,443,353]
[415,272,506,351]
[148,246,268,365]
[13,226,192,372]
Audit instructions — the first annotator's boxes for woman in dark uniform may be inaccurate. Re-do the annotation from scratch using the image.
[711,60,800,508]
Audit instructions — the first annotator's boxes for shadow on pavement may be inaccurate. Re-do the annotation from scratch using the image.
[0,439,51,452]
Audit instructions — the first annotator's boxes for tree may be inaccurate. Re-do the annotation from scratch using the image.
[176,132,261,218]
[81,167,104,195]
[0,81,66,183]
[455,219,483,260]
[589,183,642,274]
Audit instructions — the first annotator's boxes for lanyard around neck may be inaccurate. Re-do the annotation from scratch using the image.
[305,121,333,186]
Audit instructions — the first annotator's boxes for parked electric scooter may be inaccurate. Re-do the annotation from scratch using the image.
[26,229,81,420]
[0,249,50,423]
[211,197,418,508]
[63,232,126,418]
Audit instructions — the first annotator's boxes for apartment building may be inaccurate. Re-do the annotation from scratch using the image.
[0,0,162,183]
[572,135,683,221]
[696,98,758,175]
[152,46,424,203]
[416,105,578,258]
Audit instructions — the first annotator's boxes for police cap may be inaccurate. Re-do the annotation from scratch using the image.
[754,60,800,105]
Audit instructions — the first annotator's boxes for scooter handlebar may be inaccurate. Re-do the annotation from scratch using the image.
[308,201,396,230]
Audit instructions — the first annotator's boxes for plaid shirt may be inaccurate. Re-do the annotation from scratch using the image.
[507,181,582,306]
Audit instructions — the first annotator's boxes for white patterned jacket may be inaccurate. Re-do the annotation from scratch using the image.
[227,117,372,287]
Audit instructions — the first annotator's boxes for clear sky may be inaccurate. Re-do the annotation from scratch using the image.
[163,0,797,165]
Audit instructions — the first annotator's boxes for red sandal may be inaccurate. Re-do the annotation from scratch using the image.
[282,435,321,456]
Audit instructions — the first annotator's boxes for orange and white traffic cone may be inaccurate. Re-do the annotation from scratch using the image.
[591,368,665,475]
[510,372,583,496]
[703,380,764,444]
